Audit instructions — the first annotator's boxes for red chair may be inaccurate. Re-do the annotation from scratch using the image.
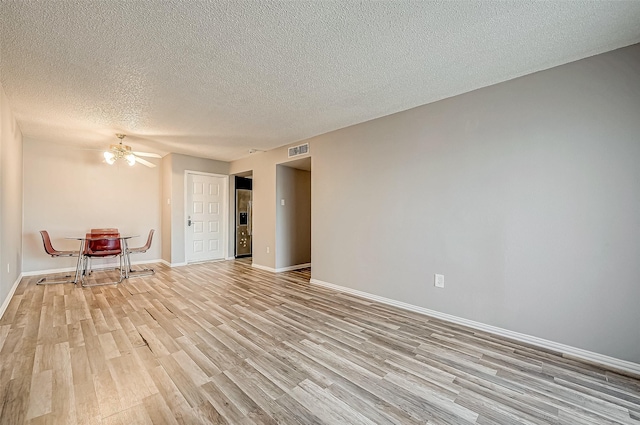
[82,229,124,286]
[37,230,80,284]
[90,228,119,234]
[125,229,155,277]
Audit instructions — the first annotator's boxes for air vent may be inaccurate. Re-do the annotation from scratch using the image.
[288,143,309,158]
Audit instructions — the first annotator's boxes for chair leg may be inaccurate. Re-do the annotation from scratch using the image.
[80,256,124,287]
[127,267,155,277]
[73,252,84,285]
[126,250,132,274]
[81,271,123,287]
[38,253,80,285]
[127,256,155,277]
[37,274,75,285]
[126,250,155,277]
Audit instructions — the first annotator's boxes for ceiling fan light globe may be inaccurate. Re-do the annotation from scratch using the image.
[126,154,136,166]
[104,151,116,164]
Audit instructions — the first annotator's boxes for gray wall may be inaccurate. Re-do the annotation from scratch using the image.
[165,153,230,264]
[0,84,23,307]
[308,44,640,363]
[276,165,311,269]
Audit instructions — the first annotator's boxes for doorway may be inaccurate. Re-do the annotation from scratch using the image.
[275,157,311,271]
[235,176,252,258]
[185,172,228,263]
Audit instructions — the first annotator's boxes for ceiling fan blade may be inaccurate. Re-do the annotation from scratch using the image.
[132,151,162,158]
[134,156,157,168]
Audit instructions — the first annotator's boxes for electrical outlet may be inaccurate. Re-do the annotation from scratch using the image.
[281,199,285,206]
[266,246,270,254]
[434,274,444,288]
[6,263,9,273]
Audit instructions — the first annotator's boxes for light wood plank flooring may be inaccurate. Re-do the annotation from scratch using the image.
[1,260,639,424]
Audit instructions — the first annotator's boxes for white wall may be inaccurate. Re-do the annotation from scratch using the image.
[22,139,162,272]
[0,83,23,307]
[231,44,640,364]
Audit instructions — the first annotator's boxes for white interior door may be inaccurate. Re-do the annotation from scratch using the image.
[186,173,226,262]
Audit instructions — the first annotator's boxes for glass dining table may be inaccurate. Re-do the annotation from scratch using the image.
[66,235,138,287]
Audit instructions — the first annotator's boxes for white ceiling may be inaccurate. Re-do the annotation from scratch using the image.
[1,1,639,162]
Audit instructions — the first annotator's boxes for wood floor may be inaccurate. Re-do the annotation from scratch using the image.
[1,260,639,424]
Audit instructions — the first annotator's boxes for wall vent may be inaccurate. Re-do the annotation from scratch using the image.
[288,143,309,158]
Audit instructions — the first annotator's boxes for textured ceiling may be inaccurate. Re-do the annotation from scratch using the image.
[1,1,639,161]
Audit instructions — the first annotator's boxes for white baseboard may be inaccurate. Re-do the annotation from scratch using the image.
[251,263,276,273]
[275,263,311,272]
[22,259,165,277]
[251,262,311,273]
[22,266,78,277]
[0,273,23,320]
[309,278,640,377]
[225,256,234,261]
[187,259,227,266]
[159,259,189,268]
[125,259,165,266]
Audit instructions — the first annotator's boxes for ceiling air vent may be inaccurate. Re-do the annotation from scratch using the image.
[288,143,309,158]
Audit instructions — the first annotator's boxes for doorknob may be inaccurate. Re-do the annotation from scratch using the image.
[187,216,192,226]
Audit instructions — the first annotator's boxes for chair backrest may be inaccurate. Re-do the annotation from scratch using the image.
[90,228,119,234]
[40,230,58,256]
[140,229,155,251]
[87,231,121,254]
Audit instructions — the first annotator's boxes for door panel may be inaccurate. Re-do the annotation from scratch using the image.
[186,173,226,262]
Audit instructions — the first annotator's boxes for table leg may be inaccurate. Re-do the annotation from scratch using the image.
[73,239,85,287]
[123,238,130,279]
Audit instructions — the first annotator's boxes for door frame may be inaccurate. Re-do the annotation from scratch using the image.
[184,170,229,263]
[234,176,253,258]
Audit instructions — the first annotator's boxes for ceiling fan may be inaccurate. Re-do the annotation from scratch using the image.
[103,134,161,168]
